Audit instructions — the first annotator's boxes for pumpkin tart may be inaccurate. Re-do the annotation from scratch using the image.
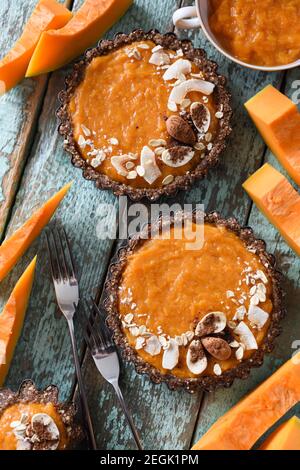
[104,212,285,392]
[0,381,82,450]
[58,30,232,200]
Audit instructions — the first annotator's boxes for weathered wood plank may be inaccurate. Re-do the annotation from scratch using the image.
[191,67,300,446]
[0,0,71,240]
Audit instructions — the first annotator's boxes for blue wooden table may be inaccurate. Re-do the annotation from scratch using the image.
[1,0,299,449]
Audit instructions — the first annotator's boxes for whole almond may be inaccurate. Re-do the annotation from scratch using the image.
[166,115,196,145]
[201,337,232,361]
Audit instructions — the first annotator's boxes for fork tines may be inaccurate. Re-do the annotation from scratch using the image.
[45,226,76,282]
[81,299,115,354]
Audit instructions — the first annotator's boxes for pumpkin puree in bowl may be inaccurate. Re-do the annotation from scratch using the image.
[209,0,300,67]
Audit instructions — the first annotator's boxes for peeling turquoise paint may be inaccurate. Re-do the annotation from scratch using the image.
[0,155,9,202]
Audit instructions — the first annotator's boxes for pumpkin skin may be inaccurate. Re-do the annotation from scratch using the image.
[260,416,300,450]
[245,85,300,186]
[0,0,72,95]
[0,182,71,283]
[243,163,300,257]
[26,0,133,77]
[0,257,36,386]
[192,353,300,450]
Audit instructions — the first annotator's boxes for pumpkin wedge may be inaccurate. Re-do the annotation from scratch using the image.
[245,85,300,186]
[192,352,300,450]
[243,163,300,256]
[0,0,72,95]
[0,257,36,386]
[26,0,133,77]
[260,416,300,450]
[0,182,71,283]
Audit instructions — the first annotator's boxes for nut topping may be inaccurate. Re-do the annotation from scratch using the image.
[234,321,258,350]
[163,58,192,81]
[166,115,196,145]
[186,340,208,375]
[195,312,227,337]
[201,337,232,361]
[190,102,211,135]
[162,338,179,370]
[168,79,215,110]
[161,146,194,168]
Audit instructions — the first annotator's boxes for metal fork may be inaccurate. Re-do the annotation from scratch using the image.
[82,299,143,450]
[45,227,97,450]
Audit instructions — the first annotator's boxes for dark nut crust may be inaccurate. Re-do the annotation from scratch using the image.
[0,380,83,449]
[103,211,285,393]
[57,29,232,201]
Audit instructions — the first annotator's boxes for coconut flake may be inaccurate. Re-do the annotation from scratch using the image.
[140,146,161,184]
[161,147,194,168]
[168,79,215,109]
[111,154,137,177]
[186,340,208,375]
[163,59,192,81]
[195,312,227,337]
[162,339,179,370]
[247,304,269,329]
[234,321,258,350]
[190,102,211,134]
[144,335,162,356]
[149,51,170,66]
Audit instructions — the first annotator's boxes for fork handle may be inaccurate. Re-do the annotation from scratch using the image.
[112,381,143,450]
[67,319,97,450]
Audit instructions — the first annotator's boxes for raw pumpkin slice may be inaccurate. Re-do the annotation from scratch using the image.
[243,163,300,256]
[0,182,71,283]
[0,0,72,95]
[192,352,300,450]
[0,256,36,386]
[260,416,300,450]
[26,0,133,77]
[245,85,300,186]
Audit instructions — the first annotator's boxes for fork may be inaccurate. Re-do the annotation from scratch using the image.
[45,227,97,450]
[82,299,143,450]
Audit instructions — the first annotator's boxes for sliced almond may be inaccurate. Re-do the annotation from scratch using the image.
[190,102,211,134]
[195,312,227,337]
[213,363,222,376]
[234,321,258,350]
[162,339,179,370]
[201,337,232,361]
[161,147,194,168]
[111,154,137,177]
[144,335,162,356]
[247,304,269,329]
[163,59,192,81]
[140,146,161,184]
[168,79,215,108]
[166,115,196,145]
[186,340,208,375]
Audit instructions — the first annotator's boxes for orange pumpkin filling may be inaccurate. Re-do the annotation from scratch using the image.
[69,40,221,188]
[0,402,69,450]
[118,223,273,378]
[208,0,300,67]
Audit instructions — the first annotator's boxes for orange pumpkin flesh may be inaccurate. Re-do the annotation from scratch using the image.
[245,85,300,186]
[0,0,72,95]
[260,416,300,450]
[0,182,71,283]
[243,163,300,256]
[26,0,133,77]
[192,353,300,450]
[0,257,36,386]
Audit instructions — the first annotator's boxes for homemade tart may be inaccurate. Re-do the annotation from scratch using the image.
[58,30,232,200]
[104,212,285,392]
[0,381,82,450]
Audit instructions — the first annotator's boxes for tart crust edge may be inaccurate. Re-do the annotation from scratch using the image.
[103,211,285,393]
[57,29,232,201]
